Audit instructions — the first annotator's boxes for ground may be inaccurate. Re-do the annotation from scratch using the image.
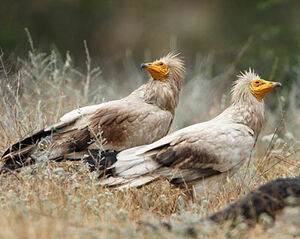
[0,48,299,238]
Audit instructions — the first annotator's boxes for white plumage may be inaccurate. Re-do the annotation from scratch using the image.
[1,53,185,171]
[101,70,282,195]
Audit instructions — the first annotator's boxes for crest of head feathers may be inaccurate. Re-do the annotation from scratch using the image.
[231,69,261,103]
[231,68,281,103]
[159,53,185,90]
[141,53,185,114]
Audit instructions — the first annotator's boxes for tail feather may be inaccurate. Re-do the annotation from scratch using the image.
[112,145,160,177]
[100,149,162,188]
[116,145,149,161]
[100,176,134,186]
[0,129,55,171]
[1,145,37,172]
[115,158,160,177]
[1,129,50,158]
[100,175,159,189]
[116,175,159,189]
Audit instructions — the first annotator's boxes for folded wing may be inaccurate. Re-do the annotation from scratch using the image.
[1,100,172,170]
[101,123,255,188]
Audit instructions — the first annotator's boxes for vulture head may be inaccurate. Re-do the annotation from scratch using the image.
[141,53,185,91]
[230,69,282,137]
[140,53,185,114]
[231,69,282,104]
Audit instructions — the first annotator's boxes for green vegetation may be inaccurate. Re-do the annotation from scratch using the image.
[1,1,299,75]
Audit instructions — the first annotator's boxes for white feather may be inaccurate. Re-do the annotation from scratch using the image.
[116,158,160,177]
[124,120,212,157]
[116,175,158,189]
[60,101,115,122]
[100,176,133,186]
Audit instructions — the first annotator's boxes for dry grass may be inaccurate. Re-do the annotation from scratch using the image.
[0,44,299,238]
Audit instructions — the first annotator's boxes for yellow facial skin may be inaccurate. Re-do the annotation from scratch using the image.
[141,61,170,82]
[250,79,282,101]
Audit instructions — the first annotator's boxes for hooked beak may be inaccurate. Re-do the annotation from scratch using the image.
[140,63,148,69]
[140,63,158,71]
[251,79,282,101]
[140,61,169,81]
[263,80,282,90]
[272,82,282,88]
[140,62,161,74]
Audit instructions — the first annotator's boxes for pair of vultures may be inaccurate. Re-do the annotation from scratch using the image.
[2,53,298,224]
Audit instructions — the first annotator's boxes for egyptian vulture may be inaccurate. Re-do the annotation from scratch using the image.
[100,70,282,195]
[1,53,185,171]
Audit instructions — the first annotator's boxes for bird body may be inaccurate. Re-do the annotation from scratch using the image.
[1,53,184,171]
[100,70,282,194]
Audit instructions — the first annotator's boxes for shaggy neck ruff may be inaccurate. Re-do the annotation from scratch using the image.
[230,71,265,138]
[143,54,185,115]
[213,71,265,139]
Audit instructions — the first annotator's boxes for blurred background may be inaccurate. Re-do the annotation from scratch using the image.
[1,0,299,72]
[0,0,300,139]
[0,2,299,236]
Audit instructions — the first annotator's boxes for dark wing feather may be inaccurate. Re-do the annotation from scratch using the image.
[65,149,119,173]
[168,168,220,184]
[148,124,255,184]
[88,103,154,149]
[1,103,147,171]
[1,129,50,158]
[154,144,222,184]
[0,119,79,171]
[0,129,55,171]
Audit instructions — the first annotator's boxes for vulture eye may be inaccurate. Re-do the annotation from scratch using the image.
[255,81,260,84]
[159,63,164,66]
